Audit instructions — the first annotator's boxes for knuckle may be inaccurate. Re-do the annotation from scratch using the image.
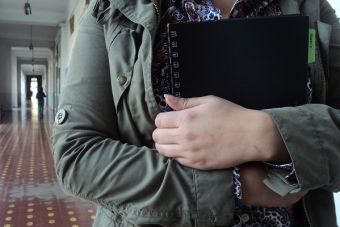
[152,130,158,142]
[191,158,207,170]
[206,95,215,102]
[186,151,199,163]
[155,143,165,154]
[155,142,160,151]
[155,113,164,127]
[186,151,195,161]
[182,129,196,142]
[181,112,195,124]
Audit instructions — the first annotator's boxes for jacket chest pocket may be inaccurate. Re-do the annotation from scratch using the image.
[105,18,140,109]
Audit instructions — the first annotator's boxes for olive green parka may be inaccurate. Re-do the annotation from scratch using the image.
[52,0,340,226]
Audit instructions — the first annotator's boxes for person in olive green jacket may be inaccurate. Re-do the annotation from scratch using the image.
[52,0,340,226]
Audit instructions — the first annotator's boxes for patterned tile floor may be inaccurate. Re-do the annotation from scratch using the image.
[0,101,96,227]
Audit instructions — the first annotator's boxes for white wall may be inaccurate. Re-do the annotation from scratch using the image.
[20,70,25,102]
[328,0,340,17]
[57,0,89,89]
[326,1,340,224]
[49,0,90,114]
[335,192,340,225]
[47,53,55,110]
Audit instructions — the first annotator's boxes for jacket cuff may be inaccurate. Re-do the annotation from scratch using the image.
[263,168,300,196]
[262,162,299,196]
[262,105,329,192]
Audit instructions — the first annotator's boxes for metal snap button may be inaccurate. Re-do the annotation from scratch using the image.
[55,109,68,125]
[117,75,127,85]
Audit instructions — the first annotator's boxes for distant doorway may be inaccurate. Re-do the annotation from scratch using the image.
[26,75,42,105]
[25,75,42,107]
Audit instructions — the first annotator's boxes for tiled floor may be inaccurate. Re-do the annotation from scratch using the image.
[0,102,96,227]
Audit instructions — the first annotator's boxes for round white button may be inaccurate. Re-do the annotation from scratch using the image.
[55,109,68,125]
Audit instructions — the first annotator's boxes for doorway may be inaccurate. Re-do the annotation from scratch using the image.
[26,75,42,105]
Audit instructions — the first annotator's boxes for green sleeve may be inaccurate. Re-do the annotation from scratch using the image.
[263,0,340,196]
[264,105,340,194]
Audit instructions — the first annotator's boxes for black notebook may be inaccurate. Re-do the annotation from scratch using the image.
[167,15,309,109]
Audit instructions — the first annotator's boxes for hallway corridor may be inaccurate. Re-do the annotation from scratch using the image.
[0,106,96,227]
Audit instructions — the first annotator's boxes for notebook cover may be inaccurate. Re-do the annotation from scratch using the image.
[167,15,309,109]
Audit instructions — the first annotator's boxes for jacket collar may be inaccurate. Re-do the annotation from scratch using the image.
[279,0,301,15]
[279,0,320,26]
[112,0,159,34]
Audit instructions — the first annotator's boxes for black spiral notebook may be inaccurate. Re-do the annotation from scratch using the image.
[167,15,309,109]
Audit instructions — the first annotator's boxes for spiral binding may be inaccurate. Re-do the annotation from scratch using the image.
[168,28,181,97]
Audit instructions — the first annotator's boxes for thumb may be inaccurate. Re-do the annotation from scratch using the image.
[164,94,204,111]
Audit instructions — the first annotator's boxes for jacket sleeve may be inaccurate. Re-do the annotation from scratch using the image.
[263,1,340,195]
[324,0,340,108]
[51,0,189,212]
[320,0,339,26]
[51,1,234,225]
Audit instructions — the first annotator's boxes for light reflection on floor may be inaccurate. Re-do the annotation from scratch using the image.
[0,103,96,227]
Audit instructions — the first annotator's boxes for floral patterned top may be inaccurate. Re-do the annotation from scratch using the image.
[151,0,302,226]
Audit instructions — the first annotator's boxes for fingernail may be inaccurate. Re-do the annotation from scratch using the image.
[164,94,172,103]
[164,94,179,103]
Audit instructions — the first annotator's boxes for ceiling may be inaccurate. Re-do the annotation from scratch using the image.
[0,23,59,42]
[0,0,69,26]
[21,64,46,76]
[0,0,70,44]
[0,0,70,75]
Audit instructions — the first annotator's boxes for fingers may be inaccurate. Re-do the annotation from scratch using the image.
[164,94,210,111]
[156,95,215,128]
[174,157,198,169]
[152,128,179,144]
[155,143,184,158]
[155,108,196,128]
[155,144,207,169]
[163,94,185,111]
[155,111,180,128]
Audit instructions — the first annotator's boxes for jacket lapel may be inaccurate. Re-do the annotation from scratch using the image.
[279,0,300,15]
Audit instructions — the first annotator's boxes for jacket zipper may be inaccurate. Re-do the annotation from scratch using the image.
[302,197,312,227]
[151,0,160,23]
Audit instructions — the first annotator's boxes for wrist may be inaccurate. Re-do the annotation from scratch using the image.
[246,110,289,163]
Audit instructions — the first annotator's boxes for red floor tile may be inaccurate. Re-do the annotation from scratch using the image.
[0,106,96,227]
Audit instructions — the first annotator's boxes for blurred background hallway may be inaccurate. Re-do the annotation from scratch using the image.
[0,1,98,226]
